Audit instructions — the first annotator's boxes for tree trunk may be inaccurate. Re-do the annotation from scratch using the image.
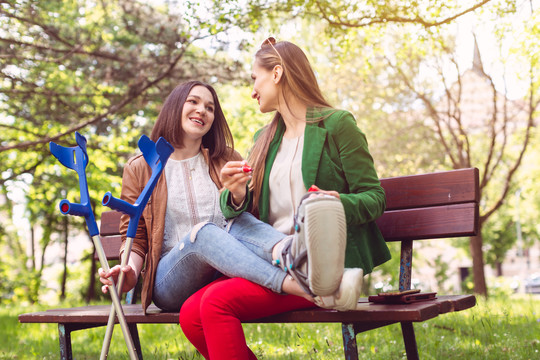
[470,234,488,297]
[30,226,36,270]
[495,261,503,277]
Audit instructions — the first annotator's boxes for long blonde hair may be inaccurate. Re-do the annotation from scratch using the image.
[248,41,332,217]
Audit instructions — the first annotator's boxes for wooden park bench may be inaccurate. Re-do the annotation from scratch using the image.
[19,167,479,360]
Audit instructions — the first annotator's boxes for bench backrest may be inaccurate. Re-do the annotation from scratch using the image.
[96,168,480,293]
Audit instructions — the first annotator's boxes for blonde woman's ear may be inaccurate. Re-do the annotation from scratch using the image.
[273,65,283,84]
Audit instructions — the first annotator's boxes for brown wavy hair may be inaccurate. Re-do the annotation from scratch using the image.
[248,41,333,217]
[150,80,234,161]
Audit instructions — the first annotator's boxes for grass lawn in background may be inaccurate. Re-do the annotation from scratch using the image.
[2,295,539,359]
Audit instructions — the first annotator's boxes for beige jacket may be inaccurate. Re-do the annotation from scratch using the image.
[119,146,242,313]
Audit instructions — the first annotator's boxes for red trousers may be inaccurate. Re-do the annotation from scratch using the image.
[179,277,315,360]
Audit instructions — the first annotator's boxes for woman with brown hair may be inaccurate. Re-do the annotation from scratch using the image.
[179,40,391,359]
[99,80,312,312]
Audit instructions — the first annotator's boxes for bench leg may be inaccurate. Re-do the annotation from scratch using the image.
[341,323,359,360]
[58,323,142,360]
[58,324,73,360]
[400,322,419,360]
[128,323,143,360]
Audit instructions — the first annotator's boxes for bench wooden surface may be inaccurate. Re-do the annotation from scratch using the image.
[19,167,479,360]
[19,295,475,324]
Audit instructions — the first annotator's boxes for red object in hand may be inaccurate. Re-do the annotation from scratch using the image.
[308,185,319,192]
[242,165,252,173]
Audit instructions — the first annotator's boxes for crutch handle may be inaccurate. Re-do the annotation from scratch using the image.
[50,132,99,236]
[101,192,140,237]
[102,192,137,217]
[59,199,91,217]
[102,135,173,238]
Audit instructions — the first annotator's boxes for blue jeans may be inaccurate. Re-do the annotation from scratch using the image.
[153,212,288,311]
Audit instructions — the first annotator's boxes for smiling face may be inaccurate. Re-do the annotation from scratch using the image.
[251,61,280,113]
[181,85,215,142]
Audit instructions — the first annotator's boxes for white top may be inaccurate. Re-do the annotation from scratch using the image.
[161,152,226,257]
[268,135,306,235]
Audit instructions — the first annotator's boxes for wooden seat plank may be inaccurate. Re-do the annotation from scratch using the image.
[19,295,476,326]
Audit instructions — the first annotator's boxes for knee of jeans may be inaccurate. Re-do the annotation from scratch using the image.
[237,211,256,222]
[189,221,213,243]
[227,212,256,233]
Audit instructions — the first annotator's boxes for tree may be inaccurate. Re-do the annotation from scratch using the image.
[0,0,245,303]
[224,0,493,29]
[382,5,538,296]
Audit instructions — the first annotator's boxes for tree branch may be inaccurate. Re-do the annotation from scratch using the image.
[0,47,188,152]
[313,0,492,28]
[480,64,538,222]
[0,37,127,62]
[0,156,46,186]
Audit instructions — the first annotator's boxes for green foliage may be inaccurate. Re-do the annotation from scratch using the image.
[216,84,269,157]
[0,0,245,304]
[482,206,518,270]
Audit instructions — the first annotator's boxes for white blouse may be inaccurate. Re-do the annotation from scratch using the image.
[161,152,226,257]
[268,135,306,235]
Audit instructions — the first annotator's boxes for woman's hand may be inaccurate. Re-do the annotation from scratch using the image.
[308,184,340,199]
[98,264,138,294]
[220,160,252,206]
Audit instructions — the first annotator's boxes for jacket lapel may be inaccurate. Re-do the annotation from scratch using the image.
[259,121,285,222]
[302,113,327,188]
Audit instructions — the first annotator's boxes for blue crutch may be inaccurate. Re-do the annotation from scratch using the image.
[49,132,139,359]
[100,135,173,359]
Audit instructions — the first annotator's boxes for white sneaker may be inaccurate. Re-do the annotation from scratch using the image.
[313,268,364,311]
[273,192,347,296]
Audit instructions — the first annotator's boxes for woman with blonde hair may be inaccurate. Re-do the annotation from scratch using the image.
[179,39,391,359]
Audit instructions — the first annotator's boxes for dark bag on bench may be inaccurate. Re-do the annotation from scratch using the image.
[368,289,437,304]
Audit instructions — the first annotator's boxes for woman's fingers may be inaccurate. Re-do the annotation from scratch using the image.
[98,264,138,295]
[221,161,252,176]
[98,265,122,285]
[221,161,248,175]
[307,186,340,199]
[221,161,252,199]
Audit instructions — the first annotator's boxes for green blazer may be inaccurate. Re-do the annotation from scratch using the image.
[221,108,391,274]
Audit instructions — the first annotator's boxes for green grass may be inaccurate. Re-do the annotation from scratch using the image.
[2,295,539,359]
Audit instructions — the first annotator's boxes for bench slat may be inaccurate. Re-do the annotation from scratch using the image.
[18,295,475,325]
[100,210,122,236]
[95,235,122,261]
[381,168,479,211]
[376,203,479,241]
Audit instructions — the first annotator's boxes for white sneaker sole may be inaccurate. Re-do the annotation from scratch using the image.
[313,268,364,311]
[333,268,363,311]
[303,196,347,296]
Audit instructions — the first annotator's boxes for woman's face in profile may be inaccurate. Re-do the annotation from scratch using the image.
[251,61,279,113]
